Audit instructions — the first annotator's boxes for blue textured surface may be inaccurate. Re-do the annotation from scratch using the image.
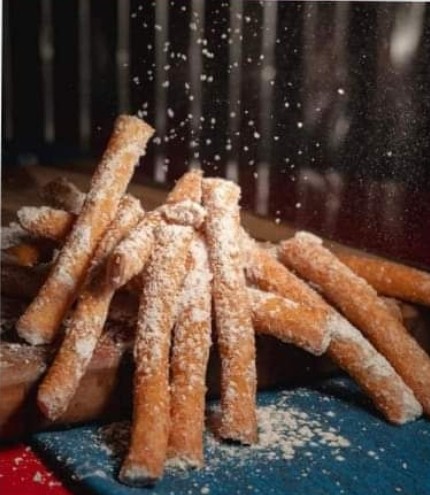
[31,377,430,495]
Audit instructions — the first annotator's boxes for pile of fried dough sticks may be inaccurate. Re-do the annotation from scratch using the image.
[8,115,430,486]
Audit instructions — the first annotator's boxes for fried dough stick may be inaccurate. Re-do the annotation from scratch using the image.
[120,225,193,486]
[249,288,331,355]
[166,168,203,204]
[249,288,421,423]
[242,233,330,313]
[37,196,143,420]
[17,116,154,345]
[40,176,85,214]
[337,253,430,307]
[18,206,75,242]
[327,311,422,424]
[202,178,257,444]
[168,234,212,467]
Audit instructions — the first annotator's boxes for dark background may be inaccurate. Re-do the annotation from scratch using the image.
[2,1,430,266]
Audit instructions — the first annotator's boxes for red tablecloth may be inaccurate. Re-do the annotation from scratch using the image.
[0,443,71,495]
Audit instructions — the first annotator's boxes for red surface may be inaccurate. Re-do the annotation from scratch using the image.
[0,443,71,495]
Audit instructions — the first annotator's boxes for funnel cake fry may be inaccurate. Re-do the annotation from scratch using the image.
[37,196,144,420]
[244,236,422,423]
[242,232,331,313]
[249,288,331,355]
[326,312,422,424]
[120,225,193,486]
[166,168,203,204]
[17,116,154,345]
[337,253,430,307]
[244,235,404,324]
[168,234,212,467]
[202,178,257,445]
[18,206,75,242]
[248,288,421,423]
[3,243,42,267]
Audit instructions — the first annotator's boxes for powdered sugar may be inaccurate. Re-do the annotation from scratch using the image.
[97,390,351,472]
[248,287,298,309]
[53,225,92,288]
[327,311,423,423]
[202,178,257,443]
[328,312,396,379]
[52,265,75,289]
[74,335,98,360]
[134,224,193,374]
[1,222,30,249]
[294,231,323,245]
[205,399,351,466]
[18,206,57,226]
[176,235,212,324]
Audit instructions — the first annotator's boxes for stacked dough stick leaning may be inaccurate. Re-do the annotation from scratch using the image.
[168,233,213,467]
[243,236,424,424]
[37,195,145,419]
[335,252,430,307]
[16,115,155,345]
[279,232,430,416]
[202,179,258,445]
[119,224,195,485]
[10,132,430,486]
[37,169,208,421]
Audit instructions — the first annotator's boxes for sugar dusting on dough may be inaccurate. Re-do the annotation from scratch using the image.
[169,234,212,463]
[327,311,422,423]
[109,211,162,287]
[134,224,193,374]
[53,225,92,288]
[159,199,206,228]
[203,178,257,443]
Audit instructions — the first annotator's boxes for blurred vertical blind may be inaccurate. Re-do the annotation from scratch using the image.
[2,1,430,265]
